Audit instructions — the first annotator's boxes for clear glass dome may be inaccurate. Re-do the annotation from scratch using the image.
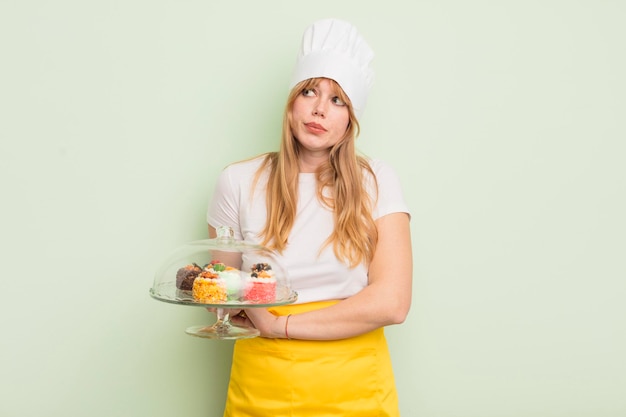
[150,226,296,308]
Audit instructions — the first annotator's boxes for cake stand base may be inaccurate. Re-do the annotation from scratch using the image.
[185,323,260,340]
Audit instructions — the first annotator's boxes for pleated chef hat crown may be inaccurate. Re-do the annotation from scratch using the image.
[290,18,375,119]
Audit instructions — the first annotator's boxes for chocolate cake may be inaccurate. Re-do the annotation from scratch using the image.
[175,263,202,291]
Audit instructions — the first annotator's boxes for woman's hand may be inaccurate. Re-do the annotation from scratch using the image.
[235,308,285,338]
[229,309,257,329]
[205,308,253,325]
[205,307,242,317]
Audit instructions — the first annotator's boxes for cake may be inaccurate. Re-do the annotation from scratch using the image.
[177,260,278,303]
[218,267,244,300]
[175,263,202,291]
[244,263,277,303]
[192,269,227,302]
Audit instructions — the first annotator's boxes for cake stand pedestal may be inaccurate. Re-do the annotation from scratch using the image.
[185,308,258,339]
[149,283,298,340]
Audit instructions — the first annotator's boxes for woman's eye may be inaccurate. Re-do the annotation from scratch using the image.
[302,88,316,97]
[332,96,346,106]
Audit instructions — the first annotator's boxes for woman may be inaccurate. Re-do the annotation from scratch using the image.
[207,18,412,417]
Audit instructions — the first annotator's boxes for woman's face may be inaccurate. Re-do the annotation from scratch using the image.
[290,78,351,158]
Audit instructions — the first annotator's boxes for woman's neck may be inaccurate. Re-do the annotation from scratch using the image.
[298,152,328,173]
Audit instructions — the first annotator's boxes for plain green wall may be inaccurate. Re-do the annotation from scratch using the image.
[1,1,624,416]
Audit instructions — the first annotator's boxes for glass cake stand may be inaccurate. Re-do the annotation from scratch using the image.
[150,226,297,340]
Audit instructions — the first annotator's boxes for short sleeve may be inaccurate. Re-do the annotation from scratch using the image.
[206,165,243,240]
[369,159,411,220]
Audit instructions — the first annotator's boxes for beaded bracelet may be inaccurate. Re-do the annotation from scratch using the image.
[285,314,292,340]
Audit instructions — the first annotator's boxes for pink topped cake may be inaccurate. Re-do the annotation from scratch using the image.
[243,263,276,303]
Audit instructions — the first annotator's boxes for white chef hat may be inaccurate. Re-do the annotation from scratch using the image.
[289,18,375,119]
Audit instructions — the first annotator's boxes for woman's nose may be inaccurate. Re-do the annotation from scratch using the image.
[312,101,326,117]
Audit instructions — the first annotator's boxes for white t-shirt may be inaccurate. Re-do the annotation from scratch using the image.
[207,156,410,304]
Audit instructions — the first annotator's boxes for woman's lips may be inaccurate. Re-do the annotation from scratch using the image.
[304,122,327,133]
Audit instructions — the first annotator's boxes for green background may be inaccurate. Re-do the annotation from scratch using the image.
[1,1,624,416]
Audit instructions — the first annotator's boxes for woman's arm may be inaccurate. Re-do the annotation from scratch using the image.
[242,211,413,340]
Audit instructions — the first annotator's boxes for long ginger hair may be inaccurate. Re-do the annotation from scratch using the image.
[254,78,378,268]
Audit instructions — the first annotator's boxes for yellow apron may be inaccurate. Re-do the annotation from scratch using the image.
[224,300,400,417]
